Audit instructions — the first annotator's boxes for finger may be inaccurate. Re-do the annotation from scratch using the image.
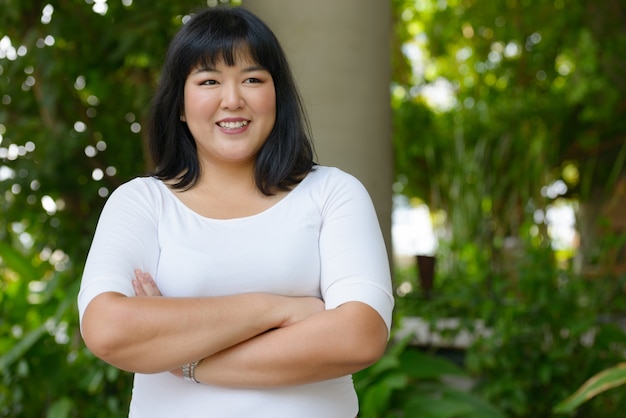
[136,270,163,297]
[133,270,149,296]
[139,271,162,296]
[132,278,147,296]
[133,269,154,296]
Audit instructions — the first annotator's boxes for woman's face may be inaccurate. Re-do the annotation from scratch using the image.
[182,52,276,170]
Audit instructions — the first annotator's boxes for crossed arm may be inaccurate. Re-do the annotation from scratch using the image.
[81,270,388,387]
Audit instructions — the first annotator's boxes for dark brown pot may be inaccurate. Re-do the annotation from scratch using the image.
[416,255,436,298]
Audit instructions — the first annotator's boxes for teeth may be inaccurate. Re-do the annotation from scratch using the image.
[218,120,248,129]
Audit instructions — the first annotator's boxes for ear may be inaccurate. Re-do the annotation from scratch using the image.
[180,114,186,122]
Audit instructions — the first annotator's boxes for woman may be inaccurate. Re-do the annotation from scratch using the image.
[78,6,393,417]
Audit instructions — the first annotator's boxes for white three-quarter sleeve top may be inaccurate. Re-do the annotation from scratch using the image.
[78,166,394,418]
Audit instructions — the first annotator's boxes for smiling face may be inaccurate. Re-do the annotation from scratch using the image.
[182,51,276,170]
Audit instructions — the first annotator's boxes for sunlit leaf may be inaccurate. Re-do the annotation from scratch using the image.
[553,363,626,413]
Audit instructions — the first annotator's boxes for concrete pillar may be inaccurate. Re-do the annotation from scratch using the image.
[242,0,393,256]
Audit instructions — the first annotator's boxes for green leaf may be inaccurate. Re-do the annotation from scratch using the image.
[553,362,626,413]
[360,375,405,418]
[403,393,472,418]
[0,324,46,371]
[0,241,41,280]
[363,352,401,377]
[46,397,74,418]
[441,388,508,418]
[400,349,466,380]
[0,290,72,370]
[402,389,507,418]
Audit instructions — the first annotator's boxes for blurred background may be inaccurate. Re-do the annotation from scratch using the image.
[1,0,625,417]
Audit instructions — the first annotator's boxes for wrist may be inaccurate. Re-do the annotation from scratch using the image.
[182,360,201,384]
[272,295,294,328]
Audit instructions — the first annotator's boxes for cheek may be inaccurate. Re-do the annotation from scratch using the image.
[184,92,219,116]
[256,92,277,120]
[249,84,275,113]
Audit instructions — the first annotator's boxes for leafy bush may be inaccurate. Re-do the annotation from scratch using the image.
[391,230,626,418]
[354,334,506,418]
[0,239,133,417]
[462,243,626,418]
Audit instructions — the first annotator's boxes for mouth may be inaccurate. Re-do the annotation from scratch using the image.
[217,120,249,129]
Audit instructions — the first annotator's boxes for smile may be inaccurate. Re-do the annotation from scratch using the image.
[217,120,249,129]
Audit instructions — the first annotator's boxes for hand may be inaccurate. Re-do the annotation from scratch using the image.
[132,270,162,297]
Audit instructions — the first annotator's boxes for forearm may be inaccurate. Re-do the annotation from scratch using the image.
[194,302,389,388]
[81,292,289,374]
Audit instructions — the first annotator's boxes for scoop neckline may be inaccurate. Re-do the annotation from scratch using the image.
[152,171,313,222]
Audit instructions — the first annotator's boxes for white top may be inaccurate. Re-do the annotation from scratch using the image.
[78,166,394,418]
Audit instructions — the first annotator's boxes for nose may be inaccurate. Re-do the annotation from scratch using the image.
[221,83,244,110]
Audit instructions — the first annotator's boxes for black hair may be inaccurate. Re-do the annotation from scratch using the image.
[147,6,315,194]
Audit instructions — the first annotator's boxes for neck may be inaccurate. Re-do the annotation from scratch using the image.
[197,161,259,195]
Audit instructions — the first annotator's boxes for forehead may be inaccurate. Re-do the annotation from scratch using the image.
[193,44,260,69]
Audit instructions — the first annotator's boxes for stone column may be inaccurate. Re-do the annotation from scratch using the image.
[242,0,393,256]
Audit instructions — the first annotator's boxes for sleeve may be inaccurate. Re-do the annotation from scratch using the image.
[77,178,161,324]
[318,169,395,333]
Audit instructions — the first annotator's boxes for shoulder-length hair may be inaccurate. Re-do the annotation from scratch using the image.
[147,6,315,194]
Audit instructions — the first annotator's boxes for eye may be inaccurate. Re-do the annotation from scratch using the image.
[244,77,262,84]
[200,79,218,86]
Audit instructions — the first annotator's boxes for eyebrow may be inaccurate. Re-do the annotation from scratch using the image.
[191,65,267,75]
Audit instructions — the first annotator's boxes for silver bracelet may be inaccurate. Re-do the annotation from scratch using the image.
[182,360,200,384]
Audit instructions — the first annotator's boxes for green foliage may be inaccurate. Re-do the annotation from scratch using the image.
[461,241,626,418]
[354,334,506,418]
[391,0,626,269]
[392,226,626,417]
[389,2,626,413]
[0,231,133,417]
